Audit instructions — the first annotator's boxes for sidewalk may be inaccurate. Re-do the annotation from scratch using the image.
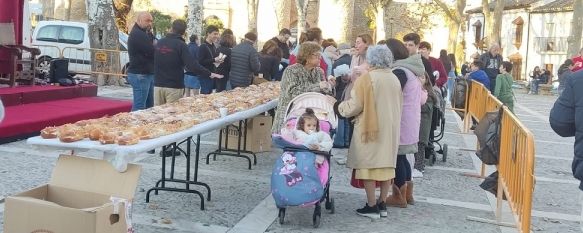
[0,87,579,233]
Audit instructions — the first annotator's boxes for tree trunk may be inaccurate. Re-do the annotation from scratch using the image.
[65,0,72,20]
[247,0,259,34]
[481,0,492,47]
[568,0,583,57]
[295,0,309,40]
[447,19,460,53]
[374,5,385,42]
[273,0,292,30]
[187,0,204,38]
[113,0,133,33]
[86,0,122,86]
[481,0,504,47]
[305,0,320,28]
[339,0,354,43]
[490,0,504,46]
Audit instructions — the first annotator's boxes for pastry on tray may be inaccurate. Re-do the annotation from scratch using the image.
[58,124,85,143]
[117,132,139,145]
[40,127,59,139]
[99,132,117,145]
[42,82,280,145]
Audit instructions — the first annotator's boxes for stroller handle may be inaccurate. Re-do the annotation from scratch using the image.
[282,147,333,158]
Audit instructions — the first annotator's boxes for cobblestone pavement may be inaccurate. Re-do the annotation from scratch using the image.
[0,86,579,233]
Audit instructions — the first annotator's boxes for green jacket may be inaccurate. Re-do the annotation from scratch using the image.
[494,73,514,112]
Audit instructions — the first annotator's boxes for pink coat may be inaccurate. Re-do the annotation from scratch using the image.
[394,67,426,146]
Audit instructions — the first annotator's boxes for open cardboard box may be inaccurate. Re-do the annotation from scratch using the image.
[222,115,272,153]
[3,155,141,233]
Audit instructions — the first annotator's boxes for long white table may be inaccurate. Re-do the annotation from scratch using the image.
[27,100,277,172]
[27,99,277,210]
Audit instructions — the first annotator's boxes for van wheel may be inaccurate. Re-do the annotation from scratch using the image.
[37,56,52,76]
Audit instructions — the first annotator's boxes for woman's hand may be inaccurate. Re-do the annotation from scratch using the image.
[327,75,336,87]
[419,74,427,85]
[319,81,331,90]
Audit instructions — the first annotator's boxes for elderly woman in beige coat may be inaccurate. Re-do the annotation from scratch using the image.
[334,45,403,219]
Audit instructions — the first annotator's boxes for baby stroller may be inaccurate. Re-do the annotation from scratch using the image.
[426,85,449,165]
[271,92,337,228]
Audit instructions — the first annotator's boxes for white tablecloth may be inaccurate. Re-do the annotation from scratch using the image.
[27,100,278,172]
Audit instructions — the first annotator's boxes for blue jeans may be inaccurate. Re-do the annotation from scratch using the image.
[447,71,456,102]
[333,118,352,148]
[127,73,154,111]
[184,74,201,89]
[199,77,215,94]
[531,79,539,94]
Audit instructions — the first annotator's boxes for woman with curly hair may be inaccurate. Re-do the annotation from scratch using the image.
[272,41,334,134]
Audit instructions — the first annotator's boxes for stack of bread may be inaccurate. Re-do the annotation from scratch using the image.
[40,82,280,145]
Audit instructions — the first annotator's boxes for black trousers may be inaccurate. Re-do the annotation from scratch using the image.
[394,154,411,187]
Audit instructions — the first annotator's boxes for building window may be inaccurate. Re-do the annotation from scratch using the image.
[473,20,483,48]
[509,53,523,80]
[512,17,524,49]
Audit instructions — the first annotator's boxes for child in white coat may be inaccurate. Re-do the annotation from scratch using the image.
[290,108,333,166]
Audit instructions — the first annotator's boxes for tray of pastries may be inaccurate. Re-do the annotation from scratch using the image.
[39,82,280,145]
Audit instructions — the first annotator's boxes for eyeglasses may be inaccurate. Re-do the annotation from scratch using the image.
[311,53,322,58]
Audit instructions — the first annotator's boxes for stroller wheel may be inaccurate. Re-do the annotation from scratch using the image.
[330,198,335,214]
[278,208,285,225]
[313,205,321,228]
[442,144,448,162]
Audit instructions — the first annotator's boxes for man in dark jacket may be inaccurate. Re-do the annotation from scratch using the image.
[154,20,221,105]
[270,28,291,62]
[480,43,503,92]
[127,12,155,111]
[270,29,291,81]
[198,25,223,94]
[229,32,260,88]
[550,70,583,197]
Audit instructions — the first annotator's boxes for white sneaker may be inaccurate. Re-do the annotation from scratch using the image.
[412,169,424,178]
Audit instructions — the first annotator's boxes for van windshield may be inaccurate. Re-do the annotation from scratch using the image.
[59,26,84,44]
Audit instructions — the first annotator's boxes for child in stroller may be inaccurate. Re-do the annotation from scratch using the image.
[271,93,337,228]
[282,108,333,166]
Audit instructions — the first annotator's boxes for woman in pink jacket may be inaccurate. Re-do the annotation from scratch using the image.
[385,38,427,208]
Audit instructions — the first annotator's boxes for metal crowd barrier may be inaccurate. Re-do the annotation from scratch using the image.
[462,80,535,233]
[31,45,129,84]
[61,47,128,78]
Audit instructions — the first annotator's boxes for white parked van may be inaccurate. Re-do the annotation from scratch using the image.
[32,21,130,76]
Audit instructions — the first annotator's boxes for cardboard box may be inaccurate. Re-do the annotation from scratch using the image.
[3,155,141,233]
[222,115,272,153]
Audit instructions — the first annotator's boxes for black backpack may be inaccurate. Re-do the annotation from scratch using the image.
[474,108,503,165]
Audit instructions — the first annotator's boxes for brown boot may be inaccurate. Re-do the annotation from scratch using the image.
[386,184,407,208]
[406,181,415,205]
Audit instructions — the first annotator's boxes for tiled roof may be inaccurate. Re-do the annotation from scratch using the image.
[531,0,573,13]
[466,0,540,13]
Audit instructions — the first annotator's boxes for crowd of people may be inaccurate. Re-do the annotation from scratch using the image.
[123,11,583,220]
[127,12,294,115]
[268,27,464,217]
[124,10,468,218]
